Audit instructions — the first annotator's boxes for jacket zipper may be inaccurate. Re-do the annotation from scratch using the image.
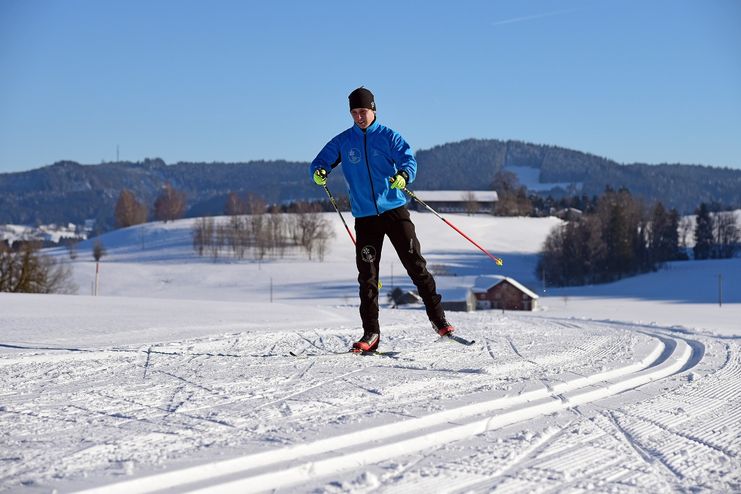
[363,131,380,215]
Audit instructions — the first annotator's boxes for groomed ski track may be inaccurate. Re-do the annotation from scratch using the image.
[68,317,703,494]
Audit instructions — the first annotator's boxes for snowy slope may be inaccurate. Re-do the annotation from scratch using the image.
[1,213,739,493]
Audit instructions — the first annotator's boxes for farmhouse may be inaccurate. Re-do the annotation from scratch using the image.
[409,190,498,214]
[473,275,539,311]
[387,275,539,312]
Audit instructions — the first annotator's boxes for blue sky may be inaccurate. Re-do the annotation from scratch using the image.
[1,0,739,173]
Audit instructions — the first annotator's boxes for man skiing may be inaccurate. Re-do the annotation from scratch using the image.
[310,87,454,353]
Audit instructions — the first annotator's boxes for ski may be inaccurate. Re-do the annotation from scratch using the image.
[289,350,401,359]
[351,350,401,358]
[441,333,476,346]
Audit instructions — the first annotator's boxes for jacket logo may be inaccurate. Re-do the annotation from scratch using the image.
[347,148,361,164]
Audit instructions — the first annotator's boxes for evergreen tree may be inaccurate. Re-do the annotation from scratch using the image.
[649,202,681,264]
[597,189,640,279]
[693,203,714,260]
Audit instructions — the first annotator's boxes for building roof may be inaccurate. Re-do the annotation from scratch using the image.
[412,190,499,202]
[473,275,540,299]
[438,286,474,301]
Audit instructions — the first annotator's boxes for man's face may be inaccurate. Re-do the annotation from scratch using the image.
[351,108,375,130]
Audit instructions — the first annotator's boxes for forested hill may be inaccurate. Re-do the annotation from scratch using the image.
[1,139,740,230]
[413,139,741,213]
[0,158,318,230]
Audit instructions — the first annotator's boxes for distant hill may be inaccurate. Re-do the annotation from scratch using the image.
[0,158,324,230]
[413,140,741,213]
[2,139,740,230]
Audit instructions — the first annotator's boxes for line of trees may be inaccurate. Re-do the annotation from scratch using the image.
[693,203,740,260]
[539,189,739,287]
[114,183,186,228]
[192,196,334,261]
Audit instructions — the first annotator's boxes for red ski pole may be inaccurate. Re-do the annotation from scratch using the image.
[400,186,504,266]
[321,182,356,245]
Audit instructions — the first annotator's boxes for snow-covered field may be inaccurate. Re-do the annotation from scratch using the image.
[1,213,739,493]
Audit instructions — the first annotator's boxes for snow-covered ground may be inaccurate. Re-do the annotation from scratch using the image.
[1,213,739,493]
[0,223,87,246]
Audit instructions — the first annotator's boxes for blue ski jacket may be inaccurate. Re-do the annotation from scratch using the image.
[310,119,417,218]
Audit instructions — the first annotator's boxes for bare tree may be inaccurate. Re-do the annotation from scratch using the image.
[268,211,287,257]
[714,211,740,258]
[678,216,693,251]
[491,170,519,193]
[227,215,250,259]
[290,202,334,260]
[462,191,480,215]
[154,183,187,222]
[66,240,79,260]
[492,171,531,216]
[224,192,245,216]
[212,221,226,259]
[115,189,148,228]
[0,242,77,294]
[92,240,106,296]
[92,240,106,262]
[192,217,214,256]
[247,194,269,260]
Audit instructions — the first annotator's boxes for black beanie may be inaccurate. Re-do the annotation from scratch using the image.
[349,87,376,111]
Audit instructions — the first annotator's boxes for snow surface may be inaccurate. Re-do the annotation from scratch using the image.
[0,224,86,246]
[1,212,739,493]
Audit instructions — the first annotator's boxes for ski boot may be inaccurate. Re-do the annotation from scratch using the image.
[433,320,456,337]
[351,331,380,353]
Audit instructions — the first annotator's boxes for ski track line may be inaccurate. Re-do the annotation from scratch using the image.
[192,367,368,415]
[443,422,571,494]
[604,410,681,489]
[74,333,696,494]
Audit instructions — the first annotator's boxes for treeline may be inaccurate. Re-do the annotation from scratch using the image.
[693,203,740,260]
[5,142,741,231]
[114,183,187,227]
[192,195,334,261]
[114,185,338,261]
[538,189,740,287]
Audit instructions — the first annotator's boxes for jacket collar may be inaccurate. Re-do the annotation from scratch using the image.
[352,116,379,136]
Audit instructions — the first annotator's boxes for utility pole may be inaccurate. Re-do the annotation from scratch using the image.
[542,265,547,293]
[719,273,723,307]
[94,261,100,296]
[116,145,120,162]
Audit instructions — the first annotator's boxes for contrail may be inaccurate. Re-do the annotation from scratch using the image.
[491,8,578,26]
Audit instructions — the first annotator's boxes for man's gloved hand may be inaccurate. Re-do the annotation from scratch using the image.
[389,171,408,190]
[313,168,328,186]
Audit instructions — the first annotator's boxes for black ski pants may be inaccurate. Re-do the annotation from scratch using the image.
[354,205,445,334]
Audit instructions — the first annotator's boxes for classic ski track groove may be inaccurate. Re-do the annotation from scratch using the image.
[76,331,696,494]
